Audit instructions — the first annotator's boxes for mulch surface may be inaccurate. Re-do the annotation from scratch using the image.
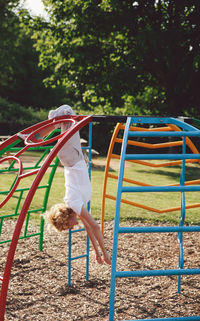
[1,220,200,321]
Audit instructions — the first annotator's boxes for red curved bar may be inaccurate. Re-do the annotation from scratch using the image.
[25,118,76,146]
[0,115,92,321]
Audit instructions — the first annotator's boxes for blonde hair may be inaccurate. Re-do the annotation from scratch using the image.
[44,203,73,232]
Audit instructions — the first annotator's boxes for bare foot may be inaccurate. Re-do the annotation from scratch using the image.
[96,254,104,264]
[103,251,112,265]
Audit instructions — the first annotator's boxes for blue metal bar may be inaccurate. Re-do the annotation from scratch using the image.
[122,185,200,193]
[71,228,85,233]
[68,229,72,287]
[71,254,88,261]
[88,121,92,181]
[109,117,132,321]
[122,316,200,321]
[108,116,200,321]
[125,153,200,160]
[178,136,186,293]
[86,121,93,281]
[115,268,200,278]
[86,234,90,281]
[128,131,200,137]
[118,226,200,233]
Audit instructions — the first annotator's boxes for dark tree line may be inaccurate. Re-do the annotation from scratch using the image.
[0,0,200,118]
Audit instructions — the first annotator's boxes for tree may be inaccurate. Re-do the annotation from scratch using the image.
[0,0,21,97]
[33,0,200,116]
[0,1,66,108]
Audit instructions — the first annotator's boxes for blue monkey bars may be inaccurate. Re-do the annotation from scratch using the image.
[109,117,200,321]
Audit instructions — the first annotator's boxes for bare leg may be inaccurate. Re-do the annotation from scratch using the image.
[80,207,111,265]
[80,216,104,264]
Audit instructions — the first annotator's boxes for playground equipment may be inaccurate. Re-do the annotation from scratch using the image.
[0,115,92,321]
[1,114,200,321]
[101,119,200,234]
[107,117,200,321]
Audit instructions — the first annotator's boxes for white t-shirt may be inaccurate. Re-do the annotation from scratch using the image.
[64,160,92,215]
[58,131,84,167]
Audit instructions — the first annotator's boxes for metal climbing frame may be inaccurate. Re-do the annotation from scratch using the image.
[0,115,92,321]
[0,132,59,250]
[101,120,200,235]
[109,117,200,321]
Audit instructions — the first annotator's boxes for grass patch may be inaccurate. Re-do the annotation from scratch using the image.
[1,157,200,226]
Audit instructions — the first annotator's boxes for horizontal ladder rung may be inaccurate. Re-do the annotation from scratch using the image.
[125,154,200,160]
[71,254,88,261]
[122,185,200,193]
[122,316,200,321]
[115,268,200,278]
[128,131,200,137]
[118,226,200,233]
[71,228,85,233]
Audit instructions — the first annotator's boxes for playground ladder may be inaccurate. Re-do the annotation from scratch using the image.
[109,117,200,321]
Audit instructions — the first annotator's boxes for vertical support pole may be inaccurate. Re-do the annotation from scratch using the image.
[86,121,93,280]
[109,117,131,321]
[178,136,186,293]
[68,229,72,287]
[0,217,3,235]
[39,216,45,252]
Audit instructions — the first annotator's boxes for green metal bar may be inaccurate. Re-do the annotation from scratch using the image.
[39,156,60,250]
[24,212,30,237]
[0,208,44,220]
[0,140,21,157]
[0,164,55,174]
[0,217,3,235]
[14,190,24,215]
[34,148,50,167]
[9,145,54,152]
[0,184,50,196]
[0,165,54,173]
[0,232,41,245]
[8,173,18,193]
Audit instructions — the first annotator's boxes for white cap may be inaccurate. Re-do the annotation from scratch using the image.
[48,105,76,131]
[48,105,75,119]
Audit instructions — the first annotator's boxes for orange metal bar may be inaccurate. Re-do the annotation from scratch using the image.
[115,137,183,149]
[111,153,199,167]
[101,123,123,235]
[107,173,152,186]
[101,121,200,234]
[105,194,200,214]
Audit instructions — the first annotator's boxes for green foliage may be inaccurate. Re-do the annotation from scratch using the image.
[0,97,48,134]
[1,0,200,117]
[31,0,200,117]
[0,3,66,109]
